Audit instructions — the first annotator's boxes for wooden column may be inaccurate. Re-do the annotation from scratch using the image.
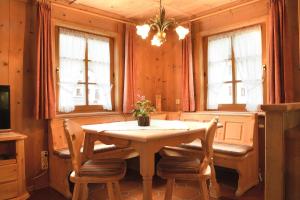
[261,103,300,200]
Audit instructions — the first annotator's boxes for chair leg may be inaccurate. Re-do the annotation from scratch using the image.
[107,182,115,200]
[79,183,88,200]
[72,183,80,200]
[164,178,175,200]
[199,179,209,200]
[113,182,122,200]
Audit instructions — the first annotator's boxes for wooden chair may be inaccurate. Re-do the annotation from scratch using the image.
[63,119,126,200]
[157,118,218,200]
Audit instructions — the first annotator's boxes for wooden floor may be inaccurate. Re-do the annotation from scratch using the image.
[29,168,263,200]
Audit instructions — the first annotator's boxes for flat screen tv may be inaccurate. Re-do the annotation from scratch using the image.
[0,85,10,130]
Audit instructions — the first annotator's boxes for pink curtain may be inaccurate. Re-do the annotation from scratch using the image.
[123,25,136,113]
[268,0,294,103]
[181,23,195,111]
[35,1,56,119]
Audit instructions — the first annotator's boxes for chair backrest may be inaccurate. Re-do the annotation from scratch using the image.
[63,119,85,173]
[200,117,218,170]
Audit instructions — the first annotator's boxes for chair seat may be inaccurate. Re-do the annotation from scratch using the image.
[54,143,119,159]
[157,156,210,180]
[181,139,253,156]
[79,158,126,177]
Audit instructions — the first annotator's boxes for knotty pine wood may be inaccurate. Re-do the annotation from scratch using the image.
[0,0,126,191]
[131,31,183,111]
[0,0,10,85]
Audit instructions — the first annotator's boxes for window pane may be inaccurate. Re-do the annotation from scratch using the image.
[233,25,263,111]
[236,82,247,104]
[58,28,86,112]
[207,83,233,109]
[73,84,86,105]
[207,35,233,109]
[87,37,112,110]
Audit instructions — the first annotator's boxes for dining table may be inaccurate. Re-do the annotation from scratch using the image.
[82,119,220,200]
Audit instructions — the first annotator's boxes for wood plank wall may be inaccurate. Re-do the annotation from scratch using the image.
[0,0,125,190]
[132,31,182,111]
[0,0,48,190]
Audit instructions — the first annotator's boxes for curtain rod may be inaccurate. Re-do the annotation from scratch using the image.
[50,1,137,26]
[184,0,263,23]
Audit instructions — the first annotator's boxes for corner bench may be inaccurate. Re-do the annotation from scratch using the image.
[161,112,259,197]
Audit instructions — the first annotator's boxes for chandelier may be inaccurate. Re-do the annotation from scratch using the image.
[136,0,189,47]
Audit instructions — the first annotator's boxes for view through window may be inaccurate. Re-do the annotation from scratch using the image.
[58,28,113,113]
[207,25,263,111]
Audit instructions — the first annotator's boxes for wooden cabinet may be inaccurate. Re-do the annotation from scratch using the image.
[0,132,29,200]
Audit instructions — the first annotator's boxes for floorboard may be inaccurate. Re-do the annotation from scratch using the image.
[29,169,263,200]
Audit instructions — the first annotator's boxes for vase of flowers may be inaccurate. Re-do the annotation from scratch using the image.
[133,98,155,126]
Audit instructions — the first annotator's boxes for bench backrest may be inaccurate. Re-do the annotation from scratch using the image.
[49,113,127,151]
[49,112,168,152]
[179,112,258,147]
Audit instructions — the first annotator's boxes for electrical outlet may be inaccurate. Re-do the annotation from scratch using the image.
[175,99,180,105]
[41,151,48,170]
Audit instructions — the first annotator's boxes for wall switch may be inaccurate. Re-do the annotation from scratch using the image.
[175,99,180,105]
[41,151,49,170]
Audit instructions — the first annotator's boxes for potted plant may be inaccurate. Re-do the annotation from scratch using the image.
[133,98,155,126]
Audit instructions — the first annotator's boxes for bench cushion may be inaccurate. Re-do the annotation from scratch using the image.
[79,158,126,177]
[54,143,118,159]
[181,139,253,156]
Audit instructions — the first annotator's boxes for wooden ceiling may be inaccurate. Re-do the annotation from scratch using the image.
[71,0,239,21]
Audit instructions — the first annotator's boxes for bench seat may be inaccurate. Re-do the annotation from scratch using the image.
[53,143,120,159]
[181,139,253,156]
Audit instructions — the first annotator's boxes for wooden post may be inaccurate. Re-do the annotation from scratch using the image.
[261,103,300,200]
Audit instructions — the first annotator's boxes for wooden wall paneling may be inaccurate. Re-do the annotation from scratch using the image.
[195,0,269,35]
[8,0,49,189]
[0,0,10,85]
[9,0,26,132]
[161,31,182,111]
[51,4,119,33]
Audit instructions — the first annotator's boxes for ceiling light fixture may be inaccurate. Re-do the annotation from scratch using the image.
[136,0,189,47]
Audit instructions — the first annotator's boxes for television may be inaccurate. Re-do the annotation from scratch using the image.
[0,85,10,130]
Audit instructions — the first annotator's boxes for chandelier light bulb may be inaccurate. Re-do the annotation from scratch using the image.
[176,26,189,40]
[151,34,162,47]
[136,24,150,39]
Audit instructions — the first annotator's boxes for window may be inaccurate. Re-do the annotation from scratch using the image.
[207,25,263,111]
[58,28,113,113]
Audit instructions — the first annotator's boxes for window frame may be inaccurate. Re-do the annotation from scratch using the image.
[203,23,267,111]
[55,26,115,113]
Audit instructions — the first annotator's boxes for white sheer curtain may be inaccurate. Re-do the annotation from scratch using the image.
[88,36,112,110]
[207,25,263,111]
[207,35,232,109]
[58,28,112,112]
[233,25,263,111]
[59,28,86,112]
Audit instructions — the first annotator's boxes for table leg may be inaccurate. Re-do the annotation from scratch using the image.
[139,150,155,200]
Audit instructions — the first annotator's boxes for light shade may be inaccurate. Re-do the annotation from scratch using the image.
[151,34,162,47]
[176,26,189,40]
[136,24,150,39]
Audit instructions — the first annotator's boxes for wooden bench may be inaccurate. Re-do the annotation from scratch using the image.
[48,113,139,198]
[161,112,259,197]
